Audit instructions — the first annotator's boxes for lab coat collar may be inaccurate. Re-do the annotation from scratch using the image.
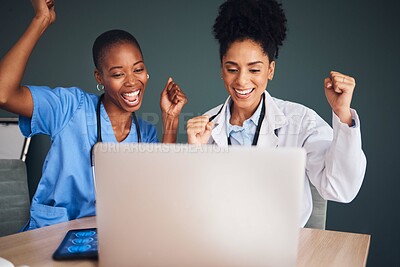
[211,91,288,147]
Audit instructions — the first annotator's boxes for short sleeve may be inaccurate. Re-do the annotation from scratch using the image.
[19,86,85,138]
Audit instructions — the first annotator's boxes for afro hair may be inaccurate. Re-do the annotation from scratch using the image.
[213,0,287,62]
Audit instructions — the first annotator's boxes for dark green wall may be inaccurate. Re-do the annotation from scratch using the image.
[1,1,399,266]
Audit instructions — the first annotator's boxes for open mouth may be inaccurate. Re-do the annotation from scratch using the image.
[233,88,255,98]
[122,90,141,106]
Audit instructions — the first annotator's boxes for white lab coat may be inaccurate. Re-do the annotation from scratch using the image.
[205,91,367,226]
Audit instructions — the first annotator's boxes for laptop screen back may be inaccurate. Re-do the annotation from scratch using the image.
[93,143,305,267]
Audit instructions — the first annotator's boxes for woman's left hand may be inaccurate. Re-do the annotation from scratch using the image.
[324,71,355,126]
[160,77,187,118]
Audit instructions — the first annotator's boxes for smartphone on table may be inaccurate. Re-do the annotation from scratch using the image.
[53,228,98,260]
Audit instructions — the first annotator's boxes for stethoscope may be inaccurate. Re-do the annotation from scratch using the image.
[90,93,141,167]
[208,93,278,145]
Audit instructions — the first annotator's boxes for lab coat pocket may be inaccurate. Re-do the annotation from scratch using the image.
[28,202,69,230]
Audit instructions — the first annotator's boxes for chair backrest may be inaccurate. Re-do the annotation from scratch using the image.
[0,159,30,237]
[304,183,327,229]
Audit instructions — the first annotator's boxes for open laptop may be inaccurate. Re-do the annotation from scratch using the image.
[93,143,306,267]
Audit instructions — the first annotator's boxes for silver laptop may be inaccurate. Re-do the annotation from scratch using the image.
[93,143,306,267]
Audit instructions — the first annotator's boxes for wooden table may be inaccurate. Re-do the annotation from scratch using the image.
[0,216,370,267]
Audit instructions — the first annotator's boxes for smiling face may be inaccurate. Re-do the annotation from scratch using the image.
[95,42,148,114]
[222,39,275,116]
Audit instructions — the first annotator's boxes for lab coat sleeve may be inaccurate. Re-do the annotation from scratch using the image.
[304,109,367,203]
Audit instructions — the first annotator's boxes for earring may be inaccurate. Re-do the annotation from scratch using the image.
[96,84,104,92]
[147,74,150,79]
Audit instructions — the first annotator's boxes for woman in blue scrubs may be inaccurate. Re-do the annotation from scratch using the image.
[0,0,187,230]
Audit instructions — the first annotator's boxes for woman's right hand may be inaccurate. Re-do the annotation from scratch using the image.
[31,0,56,27]
[186,115,214,144]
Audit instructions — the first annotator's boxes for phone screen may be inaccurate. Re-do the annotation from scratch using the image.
[53,228,98,260]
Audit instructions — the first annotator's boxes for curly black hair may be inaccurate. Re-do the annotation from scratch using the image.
[213,0,287,62]
[92,29,143,71]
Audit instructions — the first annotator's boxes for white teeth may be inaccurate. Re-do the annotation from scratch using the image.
[234,88,253,95]
[123,90,140,97]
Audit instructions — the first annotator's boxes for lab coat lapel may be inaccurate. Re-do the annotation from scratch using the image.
[209,92,288,147]
[210,97,230,146]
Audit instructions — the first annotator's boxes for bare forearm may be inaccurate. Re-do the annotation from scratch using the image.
[0,16,48,111]
[161,115,179,143]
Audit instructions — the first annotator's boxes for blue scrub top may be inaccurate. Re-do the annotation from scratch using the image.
[19,86,158,230]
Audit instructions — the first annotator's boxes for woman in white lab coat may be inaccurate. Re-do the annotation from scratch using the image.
[186,0,367,226]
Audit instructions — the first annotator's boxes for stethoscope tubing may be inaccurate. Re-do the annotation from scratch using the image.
[209,93,277,145]
[90,93,141,166]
